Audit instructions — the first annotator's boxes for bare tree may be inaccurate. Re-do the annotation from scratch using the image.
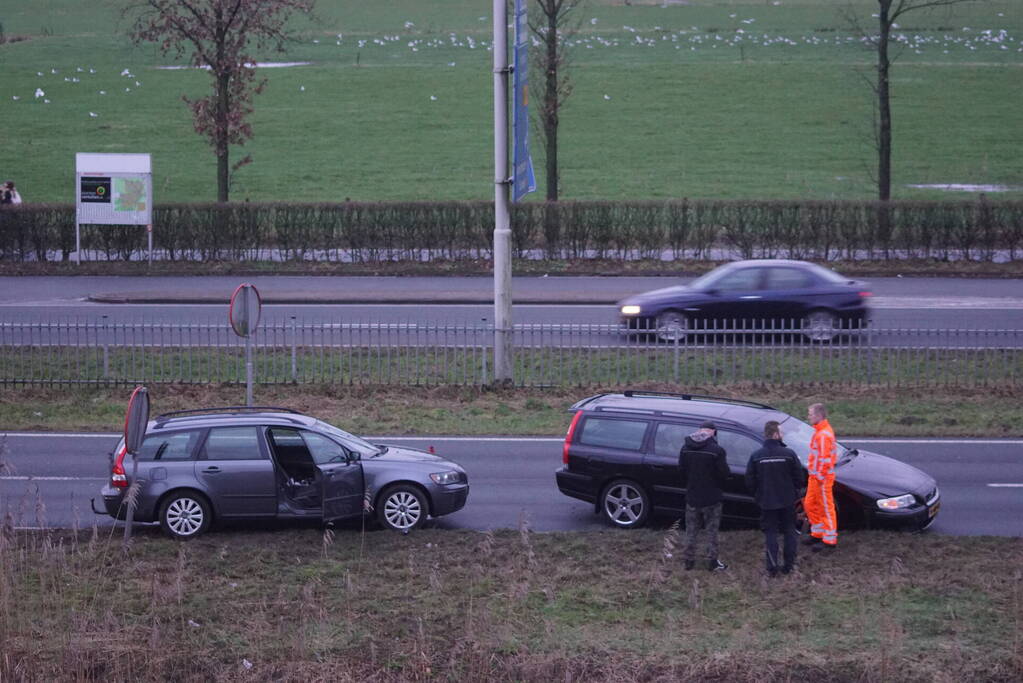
[529,0,585,203]
[127,0,313,202]
[847,1,980,200]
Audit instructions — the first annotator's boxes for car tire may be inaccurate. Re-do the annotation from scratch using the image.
[802,310,839,342]
[159,491,212,540]
[377,485,428,532]
[601,479,650,529]
[793,498,807,536]
[655,311,689,343]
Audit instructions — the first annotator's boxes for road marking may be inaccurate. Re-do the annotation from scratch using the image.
[2,432,120,438]
[1,476,105,481]
[4,432,1023,446]
[846,439,1023,445]
[987,483,1023,488]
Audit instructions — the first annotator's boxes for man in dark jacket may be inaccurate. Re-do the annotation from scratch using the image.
[745,420,805,576]
[679,421,730,571]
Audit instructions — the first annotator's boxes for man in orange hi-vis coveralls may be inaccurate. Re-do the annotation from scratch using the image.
[803,402,838,550]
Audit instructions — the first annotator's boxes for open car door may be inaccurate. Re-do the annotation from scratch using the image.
[298,430,365,522]
[321,462,363,521]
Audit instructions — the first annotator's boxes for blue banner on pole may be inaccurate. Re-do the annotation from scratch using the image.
[512,0,536,202]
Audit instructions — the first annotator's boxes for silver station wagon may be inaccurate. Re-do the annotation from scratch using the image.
[96,407,469,539]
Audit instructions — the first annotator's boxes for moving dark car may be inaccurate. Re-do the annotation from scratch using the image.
[96,407,469,539]
[555,391,939,531]
[617,259,872,341]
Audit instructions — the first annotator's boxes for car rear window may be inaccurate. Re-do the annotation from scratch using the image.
[578,417,648,450]
[765,267,812,290]
[202,426,264,461]
[653,423,690,458]
[138,430,200,461]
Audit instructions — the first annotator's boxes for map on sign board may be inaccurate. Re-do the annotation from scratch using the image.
[114,177,147,212]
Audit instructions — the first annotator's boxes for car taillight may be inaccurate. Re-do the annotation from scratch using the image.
[858,291,873,298]
[563,411,583,465]
[111,445,128,488]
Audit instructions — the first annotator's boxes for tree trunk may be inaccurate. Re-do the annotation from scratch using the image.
[216,72,230,203]
[877,1,892,202]
[544,8,559,203]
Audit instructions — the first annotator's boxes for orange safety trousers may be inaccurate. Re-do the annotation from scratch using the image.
[803,477,837,545]
[806,418,838,545]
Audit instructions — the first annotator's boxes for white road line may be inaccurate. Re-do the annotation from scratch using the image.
[0,476,105,481]
[846,439,1023,445]
[1,435,1023,445]
[987,483,1023,488]
[2,432,120,438]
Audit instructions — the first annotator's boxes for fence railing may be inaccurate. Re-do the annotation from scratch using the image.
[1,319,1020,389]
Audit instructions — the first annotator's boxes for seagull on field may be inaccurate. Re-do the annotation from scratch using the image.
[35,88,45,98]
[89,112,98,118]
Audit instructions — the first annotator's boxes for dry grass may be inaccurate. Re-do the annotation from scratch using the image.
[0,522,1020,682]
[1,383,1021,437]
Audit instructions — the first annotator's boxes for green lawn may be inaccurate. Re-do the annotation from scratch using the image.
[1,0,1019,203]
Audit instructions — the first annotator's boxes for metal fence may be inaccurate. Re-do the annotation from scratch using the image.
[1,318,1020,389]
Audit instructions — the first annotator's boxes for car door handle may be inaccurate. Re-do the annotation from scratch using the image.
[740,295,762,299]
[202,466,221,473]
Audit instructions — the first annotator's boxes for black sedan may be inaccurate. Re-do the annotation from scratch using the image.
[617,259,872,341]
[555,391,941,532]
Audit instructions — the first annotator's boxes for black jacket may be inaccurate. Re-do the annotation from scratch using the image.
[744,438,804,510]
[678,432,730,507]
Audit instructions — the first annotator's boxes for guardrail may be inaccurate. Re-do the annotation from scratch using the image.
[0,318,1020,388]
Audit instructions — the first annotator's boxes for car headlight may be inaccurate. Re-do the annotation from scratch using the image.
[430,471,465,485]
[876,494,916,510]
[620,305,641,316]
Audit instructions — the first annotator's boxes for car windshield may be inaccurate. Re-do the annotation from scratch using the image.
[779,417,851,466]
[313,420,382,456]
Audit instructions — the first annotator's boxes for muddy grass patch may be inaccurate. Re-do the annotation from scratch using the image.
[1,527,1020,681]
[0,383,1020,437]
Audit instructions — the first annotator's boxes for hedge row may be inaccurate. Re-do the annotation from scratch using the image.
[1,199,1021,262]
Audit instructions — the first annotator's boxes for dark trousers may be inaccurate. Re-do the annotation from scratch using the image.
[683,502,722,562]
[760,506,797,572]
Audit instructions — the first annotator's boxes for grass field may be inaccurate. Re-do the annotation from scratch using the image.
[1,1,1019,203]
[2,527,1021,681]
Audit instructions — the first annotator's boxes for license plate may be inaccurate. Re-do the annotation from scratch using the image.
[928,501,940,518]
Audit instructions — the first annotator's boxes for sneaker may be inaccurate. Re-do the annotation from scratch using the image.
[802,536,822,547]
[811,542,836,553]
[684,559,694,571]
[767,568,780,578]
[708,559,728,572]
[781,565,793,575]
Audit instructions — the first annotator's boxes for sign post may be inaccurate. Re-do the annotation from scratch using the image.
[75,153,153,266]
[122,385,150,549]
[229,284,262,406]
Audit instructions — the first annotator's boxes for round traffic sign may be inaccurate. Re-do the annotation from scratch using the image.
[229,283,262,338]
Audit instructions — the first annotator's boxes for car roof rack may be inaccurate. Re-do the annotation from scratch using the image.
[154,406,307,424]
[621,390,774,411]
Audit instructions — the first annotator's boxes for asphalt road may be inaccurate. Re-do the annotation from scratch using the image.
[2,275,1022,349]
[2,433,1020,537]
